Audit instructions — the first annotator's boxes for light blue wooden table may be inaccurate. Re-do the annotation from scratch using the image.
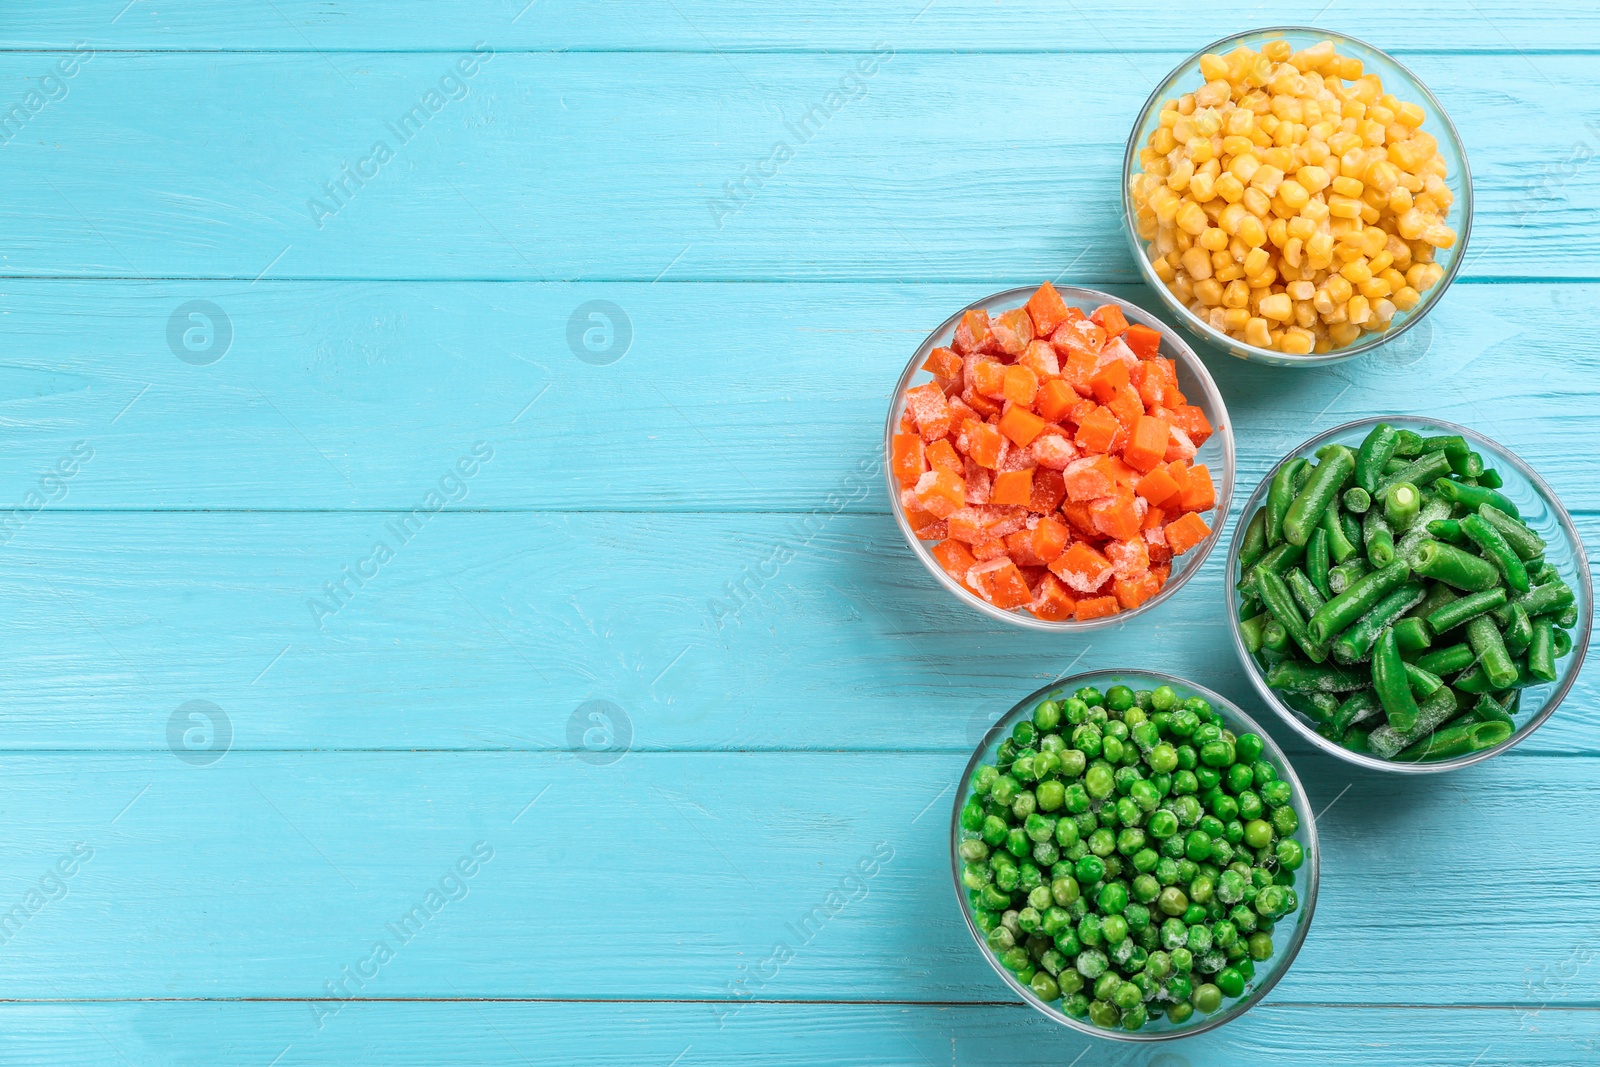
[1,3,1596,1063]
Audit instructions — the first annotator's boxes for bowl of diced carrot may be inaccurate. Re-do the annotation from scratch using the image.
[887,283,1234,629]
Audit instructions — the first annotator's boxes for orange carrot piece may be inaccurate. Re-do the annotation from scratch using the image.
[1073,405,1120,453]
[969,558,1033,608]
[1122,323,1163,360]
[1060,346,1101,398]
[926,437,963,474]
[964,421,1005,469]
[990,308,1035,356]
[892,433,926,487]
[1062,456,1118,502]
[1136,465,1180,507]
[1031,573,1078,621]
[953,309,995,354]
[991,468,1034,507]
[1029,468,1067,513]
[1090,304,1130,338]
[1091,489,1142,542]
[930,539,979,588]
[962,387,1002,419]
[1107,383,1145,430]
[972,360,1008,398]
[1074,595,1120,621]
[905,382,953,441]
[1106,538,1151,579]
[998,406,1048,448]
[1165,511,1212,555]
[1124,415,1170,473]
[1050,541,1113,593]
[1035,379,1077,422]
[1025,281,1072,337]
[1030,515,1070,563]
[913,468,966,518]
[972,537,1010,561]
[1051,316,1107,362]
[1178,463,1216,513]
[1089,359,1130,404]
[923,346,964,380]
[1002,365,1040,408]
[1142,503,1167,532]
[1113,571,1162,611]
[1170,404,1213,445]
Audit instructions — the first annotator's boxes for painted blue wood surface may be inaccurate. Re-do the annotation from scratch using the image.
[1,3,1597,1064]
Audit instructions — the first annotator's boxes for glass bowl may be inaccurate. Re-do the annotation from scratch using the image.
[950,669,1320,1040]
[885,285,1235,631]
[1226,417,1592,772]
[1121,27,1473,367]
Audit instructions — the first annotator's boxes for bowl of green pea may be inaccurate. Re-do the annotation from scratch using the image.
[951,671,1319,1039]
[1227,416,1592,772]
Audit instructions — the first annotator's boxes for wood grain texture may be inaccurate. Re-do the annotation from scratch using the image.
[0,510,1592,753]
[0,1002,1594,1067]
[0,752,1593,1007]
[16,0,1600,51]
[0,281,1594,510]
[0,53,1594,280]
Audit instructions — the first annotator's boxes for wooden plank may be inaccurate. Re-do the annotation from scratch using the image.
[0,511,1592,753]
[0,53,1593,280]
[15,0,1600,52]
[0,752,1592,1007]
[0,280,1596,511]
[0,1001,1591,1067]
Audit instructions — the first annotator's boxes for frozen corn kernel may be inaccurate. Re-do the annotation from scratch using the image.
[1131,37,1457,353]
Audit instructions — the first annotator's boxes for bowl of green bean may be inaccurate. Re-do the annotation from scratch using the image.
[952,670,1319,1040]
[1227,417,1591,772]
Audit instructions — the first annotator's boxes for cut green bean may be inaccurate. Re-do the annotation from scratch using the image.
[1554,626,1573,658]
[1459,513,1529,593]
[1328,558,1369,595]
[1239,507,1268,571]
[1261,618,1290,653]
[1396,494,1453,563]
[1411,540,1502,592]
[1266,458,1310,548]
[1237,542,1305,594]
[1378,451,1451,495]
[1239,613,1269,655]
[1425,587,1507,634]
[1393,428,1424,457]
[1330,689,1384,734]
[1362,508,1395,567]
[1396,717,1512,761]
[1531,560,1560,587]
[1255,569,1327,663]
[1330,581,1425,665]
[1410,580,1458,621]
[1367,686,1457,758]
[1340,511,1362,551]
[1556,603,1579,629]
[1527,618,1557,683]
[1265,660,1370,694]
[1510,581,1576,620]
[1454,661,1542,693]
[1355,423,1400,496]
[1321,500,1358,564]
[1475,504,1544,561]
[1466,615,1517,690]
[1433,477,1520,519]
[1391,616,1432,654]
[1372,628,1420,731]
[1308,561,1411,645]
[1478,468,1503,490]
[1341,486,1371,514]
[1382,481,1421,531]
[1425,518,1465,545]
[1502,603,1533,658]
[1286,568,1327,619]
[1469,693,1514,726]
[1403,661,1445,698]
[1306,527,1332,600]
[1284,445,1356,547]
[1414,642,1476,676]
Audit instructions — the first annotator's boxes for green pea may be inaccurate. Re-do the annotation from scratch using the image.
[1260,779,1292,808]
[1100,914,1129,945]
[1035,780,1065,812]
[1158,886,1189,916]
[1191,982,1223,1015]
[1113,981,1143,1012]
[1033,700,1062,731]
[1170,946,1194,973]
[1199,740,1236,767]
[1216,966,1245,998]
[1075,855,1106,884]
[1063,698,1090,725]
[1085,764,1115,799]
[1166,1000,1194,1024]
[1224,762,1254,793]
[1184,830,1212,861]
[1172,769,1198,794]
[1076,948,1109,978]
[1063,783,1090,814]
[1146,743,1179,774]
[1243,819,1274,849]
[1195,766,1222,791]
[991,775,1020,805]
[1237,790,1263,820]
[1271,805,1299,836]
[1088,828,1115,857]
[1248,932,1274,961]
[1276,838,1304,871]
[1075,687,1104,708]
[1059,750,1087,778]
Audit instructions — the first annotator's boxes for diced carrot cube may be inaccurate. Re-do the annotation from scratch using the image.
[1090,489,1141,542]
[1004,529,1043,567]
[972,360,1008,398]
[998,441,1037,472]
[1135,465,1180,507]
[1074,595,1120,621]
[1164,424,1199,463]
[892,433,927,487]
[1062,456,1117,502]
[1145,529,1173,565]
[1142,504,1167,532]
[904,507,946,541]
[1178,463,1216,513]
[1018,340,1060,381]
[1090,304,1130,338]
[1029,468,1067,514]
[963,420,1005,469]
[1026,281,1073,337]
[1105,456,1139,487]
[905,382,953,441]
[1152,562,1171,587]
[998,406,1048,447]
[913,468,966,518]
[926,438,962,475]
[1124,416,1170,473]
[1030,515,1070,563]
[1107,383,1145,430]
[972,537,1010,561]
[1003,365,1040,408]
[1096,337,1139,374]
[953,309,996,354]
[1073,406,1120,453]
[1130,358,1180,410]
[1051,316,1107,361]
[1113,572,1162,611]
[1165,511,1212,555]
[1031,433,1078,470]
[1166,458,1191,495]
[991,468,1034,507]
[1060,346,1101,399]
[1031,573,1078,621]
[1060,500,1098,540]
[963,462,991,504]
[1105,538,1150,580]
[923,346,963,380]
[1065,397,1098,426]
[1089,359,1130,404]
[1170,404,1213,445]
[968,558,1033,608]
[1050,541,1113,593]
[1034,380,1076,422]
[962,387,1001,419]
[990,308,1035,356]
[1123,323,1163,360]
[930,539,979,588]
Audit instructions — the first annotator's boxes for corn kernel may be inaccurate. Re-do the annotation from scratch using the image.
[1329,321,1362,346]
[1331,175,1365,197]
[1237,215,1268,247]
[1258,292,1293,321]
[1395,101,1425,128]
[1280,328,1315,355]
[1243,246,1271,275]
[1214,172,1245,203]
[1348,294,1371,325]
[1175,200,1208,236]
[1244,317,1272,347]
[1392,285,1421,311]
[1328,194,1363,219]
[1180,246,1214,281]
[1195,277,1225,306]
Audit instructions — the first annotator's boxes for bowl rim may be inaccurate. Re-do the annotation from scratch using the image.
[884,284,1235,631]
[1119,25,1475,367]
[949,668,1321,1041]
[1224,415,1593,772]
